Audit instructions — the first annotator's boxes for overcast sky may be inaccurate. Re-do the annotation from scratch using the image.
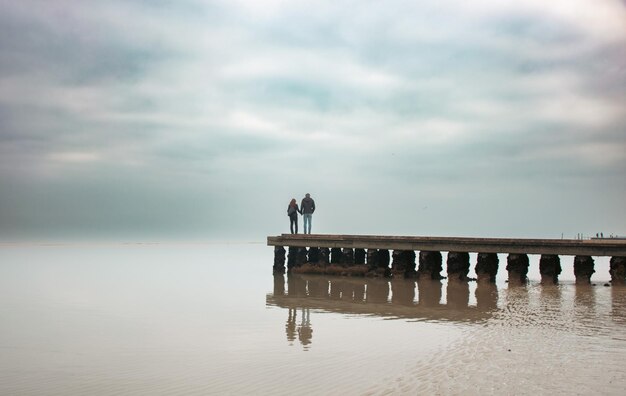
[0,0,625,241]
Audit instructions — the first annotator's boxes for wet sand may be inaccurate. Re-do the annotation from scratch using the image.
[0,243,625,395]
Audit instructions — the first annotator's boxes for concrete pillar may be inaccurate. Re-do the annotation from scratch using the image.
[330,248,342,264]
[319,248,330,265]
[446,251,470,281]
[475,253,499,283]
[308,247,320,264]
[273,246,286,274]
[341,248,354,266]
[392,250,405,274]
[287,246,298,271]
[295,247,308,267]
[392,250,417,278]
[610,257,626,285]
[539,254,561,284]
[418,251,443,280]
[378,249,390,269]
[366,249,378,269]
[573,255,595,284]
[506,253,529,284]
[354,248,366,265]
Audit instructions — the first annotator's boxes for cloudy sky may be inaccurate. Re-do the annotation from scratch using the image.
[0,0,625,241]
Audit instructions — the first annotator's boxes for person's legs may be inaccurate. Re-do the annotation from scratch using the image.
[290,217,297,234]
[302,214,309,234]
[303,214,312,234]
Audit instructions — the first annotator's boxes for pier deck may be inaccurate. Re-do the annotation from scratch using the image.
[267,234,626,256]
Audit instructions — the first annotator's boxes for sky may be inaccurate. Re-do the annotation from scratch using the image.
[0,0,625,241]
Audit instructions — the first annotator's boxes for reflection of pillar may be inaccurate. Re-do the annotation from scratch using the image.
[286,308,297,344]
[366,279,389,303]
[446,280,469,309]
[330,248,342,264]
[539,254,561,284]
[307,277,329,298]
[273,246,286,274]
[341,248,354,266]
[355,249,366,265]
[297,308,313,348]
[476,253,499,283]
[573,255,595,284]
[506,254,529,284]
[355,282,367,301]
[418,251,443,280]
[417,279,442,306]
[273,274,285,296]
[287,274,307,297]
[475,282,498,311]
[308,247,320,263]
[610,257,626,285]
[287,247,298,271]
[391,280,415,306]
[446,251,470,281]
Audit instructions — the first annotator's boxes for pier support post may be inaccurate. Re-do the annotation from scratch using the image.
[287,247,298,271]
[476,253,499,283]
[354,248,366,265]
[330,248,342,265]
[573,255,595,284]
[539,254,561,284]
[392,250,416,278]
[273,246,286,274]
[446,251,470,281]
[610,257,626,285]
[418,251,443,280]
[341,248,354,266]
[366,249,378,270]
[506,254,529,284]
[296,247,308,267]
[308,247,320,264]
[319,248,330,265]
[377,250,390,277]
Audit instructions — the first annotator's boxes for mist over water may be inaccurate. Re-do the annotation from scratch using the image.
[1,243,625,395]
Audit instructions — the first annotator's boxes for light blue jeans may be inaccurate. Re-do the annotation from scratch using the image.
[303,214,312,234]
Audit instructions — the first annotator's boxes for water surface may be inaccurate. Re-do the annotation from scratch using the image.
[0,243,624,395]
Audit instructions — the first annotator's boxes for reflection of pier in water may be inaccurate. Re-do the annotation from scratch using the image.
[267,274,499,324]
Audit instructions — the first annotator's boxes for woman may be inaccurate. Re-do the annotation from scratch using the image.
[287,198,301,234]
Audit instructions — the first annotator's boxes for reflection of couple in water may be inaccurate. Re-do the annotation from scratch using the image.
[286,308,312,349]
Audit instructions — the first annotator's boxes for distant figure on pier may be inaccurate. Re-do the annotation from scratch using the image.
[300,193,316,234]
[287,198,301,234]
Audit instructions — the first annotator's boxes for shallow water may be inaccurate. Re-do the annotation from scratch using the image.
[0,243,625,395]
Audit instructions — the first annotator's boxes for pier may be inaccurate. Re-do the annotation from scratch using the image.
[267,234,626,284]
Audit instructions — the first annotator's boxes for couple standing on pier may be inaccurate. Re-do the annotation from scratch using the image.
[288,193,315,234]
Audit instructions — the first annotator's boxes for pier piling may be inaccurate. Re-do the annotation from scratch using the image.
[268,234,626,282]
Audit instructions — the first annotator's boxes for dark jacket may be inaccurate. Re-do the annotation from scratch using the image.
[288,204,300,218]
[300,197,315,214]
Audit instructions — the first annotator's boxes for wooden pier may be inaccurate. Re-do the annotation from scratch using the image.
[267,234,626,284]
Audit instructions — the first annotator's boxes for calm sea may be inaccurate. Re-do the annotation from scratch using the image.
[0,242,624,395]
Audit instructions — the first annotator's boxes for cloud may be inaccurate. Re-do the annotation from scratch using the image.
[0,0,625,239]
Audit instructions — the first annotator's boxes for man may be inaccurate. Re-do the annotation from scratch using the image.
[300,193,316,234]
